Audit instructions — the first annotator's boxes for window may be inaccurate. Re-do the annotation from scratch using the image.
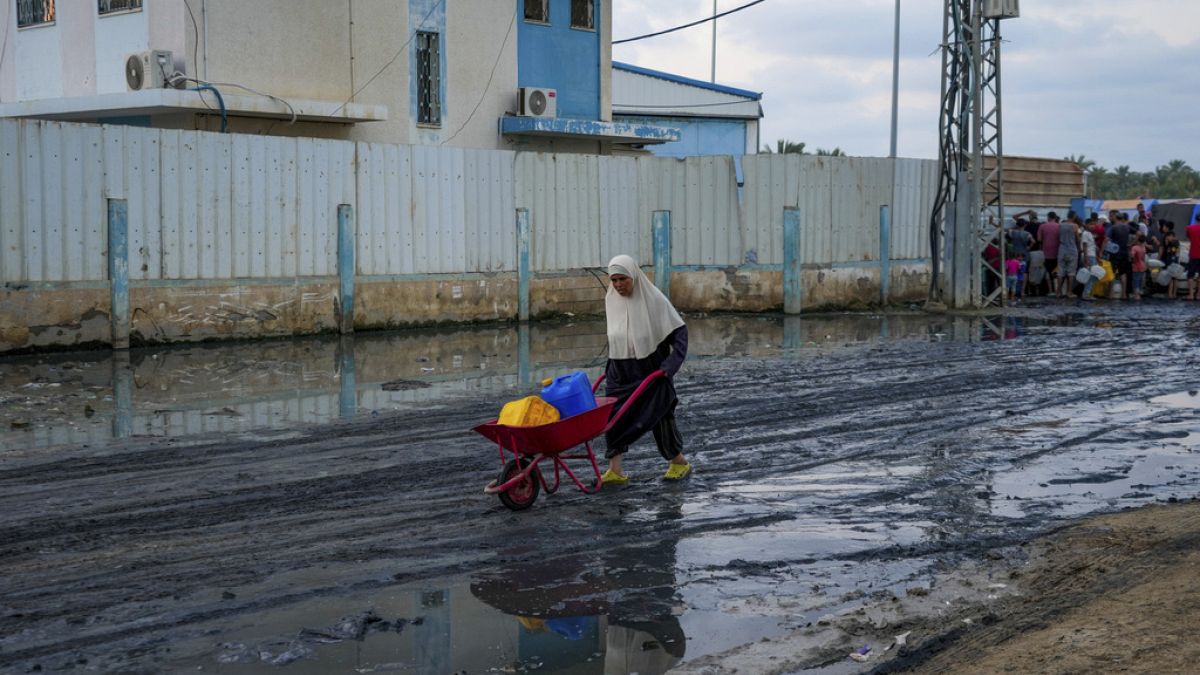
[98,0,143,16]
[570,0,594,30]
[16,0,55,28]
[415,31,441,126]
[524,0,548,23]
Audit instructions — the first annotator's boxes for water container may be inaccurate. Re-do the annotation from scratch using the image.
[540,371,597,419]
[498,396,560,427]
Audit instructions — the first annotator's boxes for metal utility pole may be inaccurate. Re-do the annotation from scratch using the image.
[929,0,1016,309]
[889,0,900,158]
[711,0,718,83]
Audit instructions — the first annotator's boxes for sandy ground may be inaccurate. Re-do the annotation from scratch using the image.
[677,499,1200,674]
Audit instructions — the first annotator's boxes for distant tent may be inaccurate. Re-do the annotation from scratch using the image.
[1150,200,1200,230]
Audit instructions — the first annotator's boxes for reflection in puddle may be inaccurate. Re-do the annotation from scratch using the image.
[0,312,1031,452]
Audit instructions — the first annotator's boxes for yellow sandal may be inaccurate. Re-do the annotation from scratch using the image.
[663,463,692,480]
[601,468,630,485]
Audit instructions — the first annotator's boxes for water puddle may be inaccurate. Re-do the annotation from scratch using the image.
[0,313,1027,453]
[176,533,930,674]
[1151,389,1200,409]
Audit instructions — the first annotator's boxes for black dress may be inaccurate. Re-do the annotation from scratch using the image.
[603,326,688,460]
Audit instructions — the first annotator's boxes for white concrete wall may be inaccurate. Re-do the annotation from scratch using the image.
[13,10,63,100]
[94,7,149,94]
[191,0,518,149]
[62,0,98,97]
[146,0,187,78]
[0,1,619,152]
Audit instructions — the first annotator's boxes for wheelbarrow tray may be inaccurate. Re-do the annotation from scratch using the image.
[473,396,617,455]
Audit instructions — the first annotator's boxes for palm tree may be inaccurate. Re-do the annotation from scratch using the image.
[1086,166,1109,199]
[761,139,809,155]
[815,147,845,157]
[1064,154,1095,174]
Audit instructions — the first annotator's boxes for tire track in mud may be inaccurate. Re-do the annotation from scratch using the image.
[2,308,1199,671]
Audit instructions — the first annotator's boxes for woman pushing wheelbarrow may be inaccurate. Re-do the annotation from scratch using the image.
[600,254,691,484]
[474,254,691,509]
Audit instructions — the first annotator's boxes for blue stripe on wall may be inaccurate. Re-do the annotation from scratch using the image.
[517,0,600,120]
[615,115,746,157]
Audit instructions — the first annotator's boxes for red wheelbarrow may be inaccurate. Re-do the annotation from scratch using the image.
[474,370,665,510]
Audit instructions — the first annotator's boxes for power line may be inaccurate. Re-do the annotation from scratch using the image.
[0,0,11,85]
[441,8,516,145]
[331,0,446,118]
[613,0,767,45]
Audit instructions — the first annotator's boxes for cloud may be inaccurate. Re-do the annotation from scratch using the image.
[613,0,1199,171]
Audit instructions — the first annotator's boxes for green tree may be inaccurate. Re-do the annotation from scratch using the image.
[1064,154,1096,174]
[815,147,845,157]
[1077,157,1200,199]
[761,139,809,154]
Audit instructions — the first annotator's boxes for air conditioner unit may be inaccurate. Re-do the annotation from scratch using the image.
[518,87,557,118]
[125,50,175,91]
[982,0,1019,19]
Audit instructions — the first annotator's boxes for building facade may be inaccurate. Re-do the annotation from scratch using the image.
[0,0,675,151]
[612,61,762,158]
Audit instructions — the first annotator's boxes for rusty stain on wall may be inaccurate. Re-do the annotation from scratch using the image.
[0,287,112,352]
[355,276,518,329]
[129,284,339,345]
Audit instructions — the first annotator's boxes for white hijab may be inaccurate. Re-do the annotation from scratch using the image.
[605,254,685,359]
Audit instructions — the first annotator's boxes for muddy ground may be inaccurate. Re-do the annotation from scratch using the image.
[0,302,1198,673]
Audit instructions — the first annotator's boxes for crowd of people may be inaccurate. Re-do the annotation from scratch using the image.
[996,204,1200,302]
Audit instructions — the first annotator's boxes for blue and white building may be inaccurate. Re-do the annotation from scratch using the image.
[0,0,678,153]
[612,61,762,158]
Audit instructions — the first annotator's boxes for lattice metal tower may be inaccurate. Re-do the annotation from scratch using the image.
[928,0,1017,309]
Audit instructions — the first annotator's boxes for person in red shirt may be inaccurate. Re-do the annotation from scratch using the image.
[1187,214,1200,299]
[1131,234,1147,300]
[1088,214,1106,259]
[1037,213,1062,294]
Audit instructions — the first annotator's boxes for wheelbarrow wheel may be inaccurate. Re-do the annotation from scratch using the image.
[497,458,540,511]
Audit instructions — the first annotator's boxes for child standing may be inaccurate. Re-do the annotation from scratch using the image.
[1163,225,1182,298]
[1006,254,1025,303]
[1131,233,1148,300]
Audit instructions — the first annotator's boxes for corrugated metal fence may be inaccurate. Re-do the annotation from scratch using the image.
[0,119,935,284]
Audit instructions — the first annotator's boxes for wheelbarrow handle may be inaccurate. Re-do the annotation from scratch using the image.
[604,369,667,432]
[591,373,606,393]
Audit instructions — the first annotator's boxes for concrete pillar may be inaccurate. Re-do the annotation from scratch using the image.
[107,199,130,349]
[517,208,531,322]
[784,207,802,314]
[880,205,892,305]
[652,210,671,296]
[337,204,355,334]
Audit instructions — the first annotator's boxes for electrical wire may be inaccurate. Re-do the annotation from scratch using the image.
[330,0,446,118]
[190,84,227,132]
[0,0,11,82]
[613,0,766,45]
[183,0,200,81]
[440,6,515,145]
[172,75,297,125]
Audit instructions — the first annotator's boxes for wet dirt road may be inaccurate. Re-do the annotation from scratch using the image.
[1,305,1198,673]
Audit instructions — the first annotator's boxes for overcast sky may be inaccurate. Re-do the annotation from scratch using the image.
[612,0,1200,172]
